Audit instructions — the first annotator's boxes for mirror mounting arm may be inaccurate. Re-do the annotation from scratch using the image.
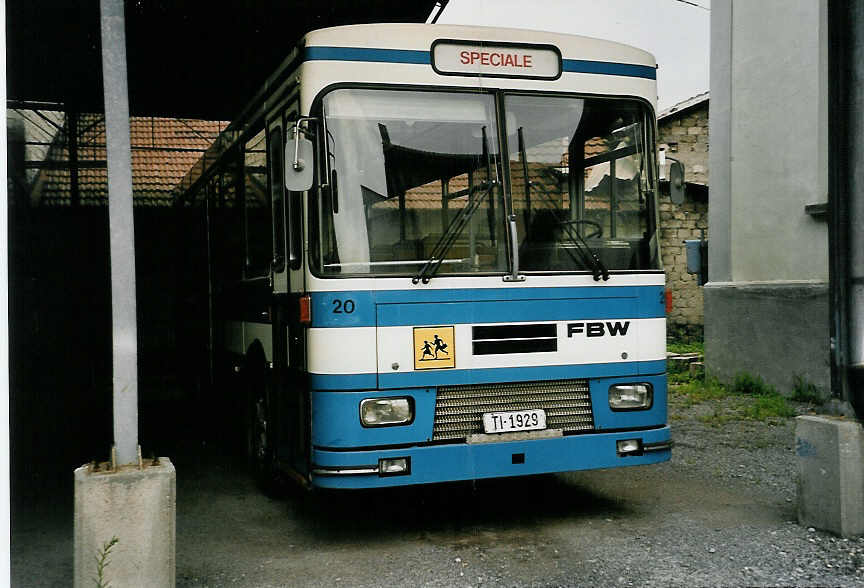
[292,116,317,171]
[285,117,317,193]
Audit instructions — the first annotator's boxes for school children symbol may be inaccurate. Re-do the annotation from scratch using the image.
[413,326,456,370]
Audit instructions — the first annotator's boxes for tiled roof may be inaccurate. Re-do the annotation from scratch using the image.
[31,115,227,207]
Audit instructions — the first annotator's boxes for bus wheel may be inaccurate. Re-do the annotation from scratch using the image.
[244,342,278,494]
[249,384,271,478]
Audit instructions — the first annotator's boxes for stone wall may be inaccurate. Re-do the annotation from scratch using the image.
[658,100,710,331]
[659,102,709,184]
[659,193,708,331]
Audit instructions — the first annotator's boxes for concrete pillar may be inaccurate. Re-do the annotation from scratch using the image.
[796,415,864,537]
[74,459,176,587]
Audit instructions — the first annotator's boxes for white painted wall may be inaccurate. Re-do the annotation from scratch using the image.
[705,0,832,395]
[725,0,829,282]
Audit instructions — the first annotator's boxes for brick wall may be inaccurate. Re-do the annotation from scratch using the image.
[658,100,709,332]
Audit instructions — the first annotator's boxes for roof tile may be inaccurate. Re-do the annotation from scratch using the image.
[32,114,227,207]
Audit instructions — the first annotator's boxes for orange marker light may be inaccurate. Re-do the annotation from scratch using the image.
[299,294,312,325]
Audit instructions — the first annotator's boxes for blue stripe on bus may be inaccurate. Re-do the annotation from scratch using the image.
[304,46,431,65]
[309,359,667,391]
[303,46,656,80]
[312,291,377,327]
[378,298,638,327]
[311,426,671,489]
[310,374,666,448]
[310,285,665,328]
[310,373,378,390]
[562,59,656,80]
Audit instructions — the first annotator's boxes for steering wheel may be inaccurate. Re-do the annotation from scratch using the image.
[559,219,603,239]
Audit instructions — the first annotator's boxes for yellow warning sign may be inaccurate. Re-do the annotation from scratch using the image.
[413,326,456,370]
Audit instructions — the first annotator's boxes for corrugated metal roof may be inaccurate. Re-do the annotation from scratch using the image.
[658,91,709,120]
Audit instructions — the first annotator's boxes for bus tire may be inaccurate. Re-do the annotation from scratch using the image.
[244,341,281,496]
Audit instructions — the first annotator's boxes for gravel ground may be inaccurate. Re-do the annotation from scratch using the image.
[11,391,864,587]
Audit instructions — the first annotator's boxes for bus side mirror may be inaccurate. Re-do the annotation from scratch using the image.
[669,160,685,205]
[285,123,314,192]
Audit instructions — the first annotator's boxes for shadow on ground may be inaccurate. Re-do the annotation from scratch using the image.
[291,474,630,544]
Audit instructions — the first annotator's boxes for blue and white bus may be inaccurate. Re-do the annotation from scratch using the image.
[177,23,671,490]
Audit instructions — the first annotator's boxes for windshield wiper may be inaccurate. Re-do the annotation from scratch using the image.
[412,180,493,284]
[517,127,609,281]
[413,127,496,284]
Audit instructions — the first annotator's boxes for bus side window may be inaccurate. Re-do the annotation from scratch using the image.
[244,128,271,277]
[268,125,286,272]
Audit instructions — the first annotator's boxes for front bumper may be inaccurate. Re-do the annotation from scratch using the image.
[311,425,671,489]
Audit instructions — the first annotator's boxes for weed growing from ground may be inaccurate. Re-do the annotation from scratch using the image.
[678,377,729,403]
[671,371,796,423]
[791,374,823,403]
[743,394,797,420]
[667,340,705,355]
[668,370,694,385]
[732,372,777,396]
[697,405,737,426]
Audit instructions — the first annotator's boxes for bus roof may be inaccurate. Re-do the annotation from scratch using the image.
[296,23,658,117]
[304,23,656,70]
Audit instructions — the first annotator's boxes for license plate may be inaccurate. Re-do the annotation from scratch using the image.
[482,409,547,434]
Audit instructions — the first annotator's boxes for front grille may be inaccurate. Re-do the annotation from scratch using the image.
[433,378,594,442]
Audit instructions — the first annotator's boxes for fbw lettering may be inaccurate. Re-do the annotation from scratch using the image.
[567,321,631,338]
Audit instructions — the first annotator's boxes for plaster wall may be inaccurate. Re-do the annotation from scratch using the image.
[706,0,830,394]
[704,281,830,395]
[728,0,829,282]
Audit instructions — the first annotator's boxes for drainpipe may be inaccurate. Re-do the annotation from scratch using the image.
[828,0,864,419]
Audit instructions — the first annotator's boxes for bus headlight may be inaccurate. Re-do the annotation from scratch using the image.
[379,457,410,476]
[609,383,653,410]
[360,397,413,427]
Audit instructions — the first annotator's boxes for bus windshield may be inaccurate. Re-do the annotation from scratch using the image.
[312,89,657,277]
[314,89,508,276]
[506,94,656,273]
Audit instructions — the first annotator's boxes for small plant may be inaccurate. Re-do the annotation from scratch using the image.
[743,393,796,421]
[791,374,823,404]
[667,340,705,355]
[697,405,736,426]
[671,371,797,423]
[731,372,776,396]
[679,376,729,403]
[730,372,795,421]
[94,536,118,588]
[667,359,689,376]
[668,369,693,384]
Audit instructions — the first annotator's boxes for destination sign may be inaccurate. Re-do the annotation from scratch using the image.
[432,41,561,80]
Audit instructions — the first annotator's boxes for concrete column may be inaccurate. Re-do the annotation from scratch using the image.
[707,0,732,284]
[74,460,176,587]
[796,415,864,537]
